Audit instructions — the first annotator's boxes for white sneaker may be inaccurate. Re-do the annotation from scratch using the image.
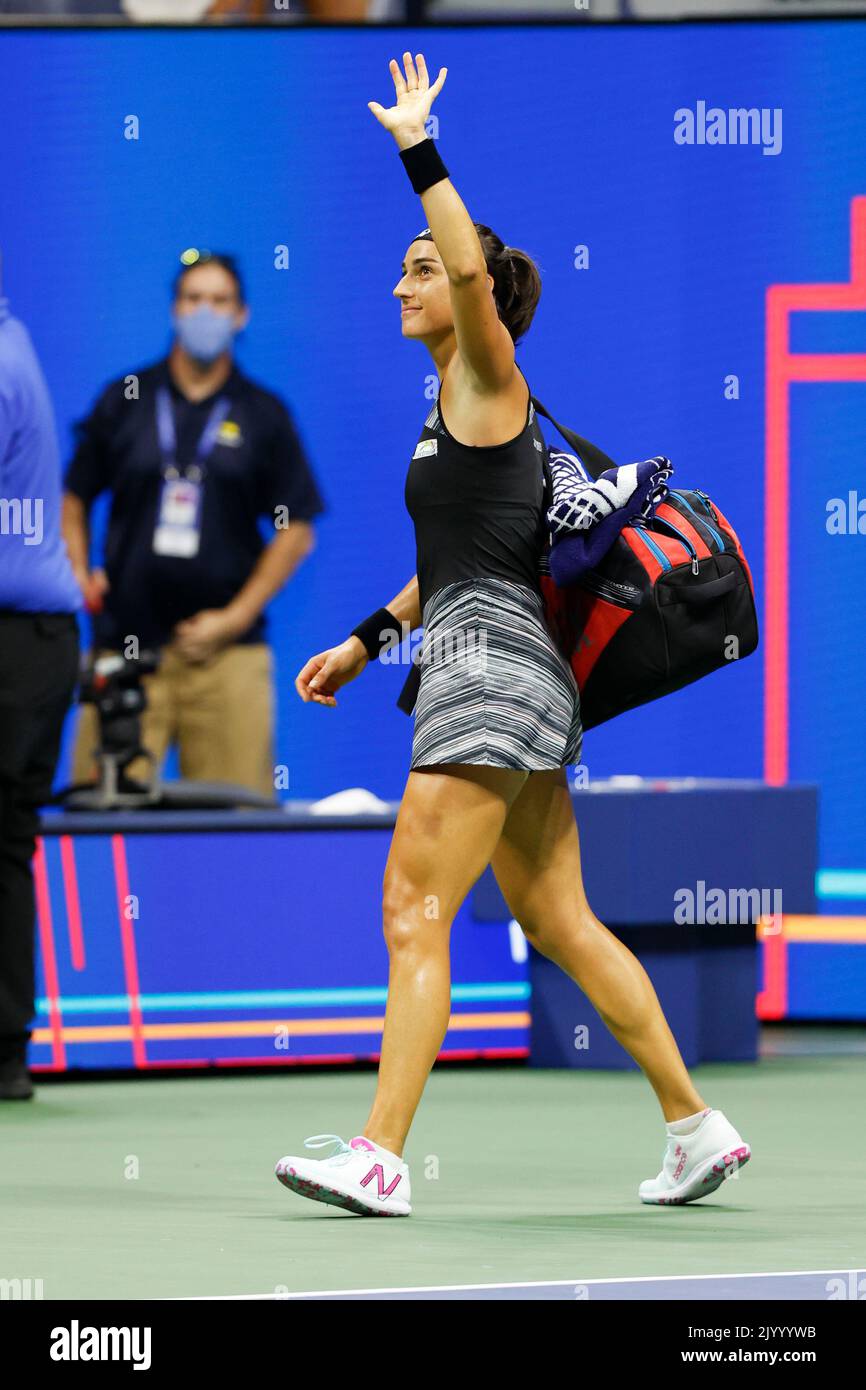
[639,1108,751,1205]
[275,1133,412,1216]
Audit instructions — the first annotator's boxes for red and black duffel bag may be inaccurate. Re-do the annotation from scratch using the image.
[533,400,759,732]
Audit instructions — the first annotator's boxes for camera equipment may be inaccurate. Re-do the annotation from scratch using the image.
[71,649,162,808]
[56,648,278,812]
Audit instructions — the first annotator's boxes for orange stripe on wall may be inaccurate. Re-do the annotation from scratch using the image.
[31,1011,531,1046]
[763,915,866,943]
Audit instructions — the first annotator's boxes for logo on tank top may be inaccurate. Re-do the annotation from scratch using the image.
[413,438,438,459]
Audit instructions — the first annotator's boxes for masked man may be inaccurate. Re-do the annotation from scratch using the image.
[63,250,325,797]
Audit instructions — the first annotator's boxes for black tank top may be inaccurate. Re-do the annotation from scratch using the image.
[404,368,549,614]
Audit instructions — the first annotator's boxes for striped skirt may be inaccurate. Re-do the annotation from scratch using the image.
[410,578,583,771]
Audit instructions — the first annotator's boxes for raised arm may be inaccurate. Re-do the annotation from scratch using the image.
[369,53,515,393]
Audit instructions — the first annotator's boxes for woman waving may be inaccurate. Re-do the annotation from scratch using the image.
[280,53,751,1216]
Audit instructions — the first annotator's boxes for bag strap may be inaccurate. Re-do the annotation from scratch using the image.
[397,657,421,715]
[531,397,617,481]
[401,400,616,715]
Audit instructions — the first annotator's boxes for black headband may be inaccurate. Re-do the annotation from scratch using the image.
[412,228,513,256]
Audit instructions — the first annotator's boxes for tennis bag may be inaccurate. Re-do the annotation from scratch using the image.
[532,399,759,732]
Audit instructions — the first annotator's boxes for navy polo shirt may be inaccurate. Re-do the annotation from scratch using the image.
[65,359,325,649]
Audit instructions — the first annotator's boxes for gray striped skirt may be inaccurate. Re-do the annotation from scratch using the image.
[410,578,583,771]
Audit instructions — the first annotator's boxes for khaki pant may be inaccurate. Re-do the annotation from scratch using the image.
[73,643,275,799]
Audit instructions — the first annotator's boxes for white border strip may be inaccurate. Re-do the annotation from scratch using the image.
[174,1267,866,1300]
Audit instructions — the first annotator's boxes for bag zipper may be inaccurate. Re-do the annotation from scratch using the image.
[694,488,720,521]
[649,515,701,575]
[631,520,701,575]
[673,492,725,553]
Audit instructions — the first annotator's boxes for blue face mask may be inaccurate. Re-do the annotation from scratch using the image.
[172,306,238,363]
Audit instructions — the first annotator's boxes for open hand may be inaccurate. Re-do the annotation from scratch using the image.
[368,52,447,140]
[295,637,369,708]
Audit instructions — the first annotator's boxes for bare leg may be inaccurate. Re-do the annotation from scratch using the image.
[363,763,529,1156]
[491,768,707,1122]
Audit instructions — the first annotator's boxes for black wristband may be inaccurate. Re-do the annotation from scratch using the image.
[399,137,449,196]
[350,607,404,661]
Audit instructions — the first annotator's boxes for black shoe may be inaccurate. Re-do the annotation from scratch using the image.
[0,1057,34,1100]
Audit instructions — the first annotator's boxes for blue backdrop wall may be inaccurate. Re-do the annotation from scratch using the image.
[2,20,865,885]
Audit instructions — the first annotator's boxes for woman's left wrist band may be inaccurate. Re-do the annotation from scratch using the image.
[350,607,403,660]
[399,136,449,195]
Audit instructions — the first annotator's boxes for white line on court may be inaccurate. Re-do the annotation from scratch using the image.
[174,1267,866,1300]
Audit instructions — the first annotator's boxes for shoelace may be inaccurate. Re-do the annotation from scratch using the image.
[301,1133,356,1166]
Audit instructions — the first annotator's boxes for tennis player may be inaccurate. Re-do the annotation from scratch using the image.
[277,53,751,1216]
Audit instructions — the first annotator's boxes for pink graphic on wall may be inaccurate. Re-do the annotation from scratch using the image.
[765,195,866,784]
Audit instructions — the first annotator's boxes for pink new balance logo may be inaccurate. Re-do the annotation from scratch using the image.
[359,1164,403,1200]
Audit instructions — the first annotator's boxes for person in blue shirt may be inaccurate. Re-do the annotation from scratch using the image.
[0,292,81,1101]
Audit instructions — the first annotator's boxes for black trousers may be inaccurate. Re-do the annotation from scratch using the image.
[0,612,79,1063]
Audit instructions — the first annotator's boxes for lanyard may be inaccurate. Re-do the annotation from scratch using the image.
[155,385,232,483]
